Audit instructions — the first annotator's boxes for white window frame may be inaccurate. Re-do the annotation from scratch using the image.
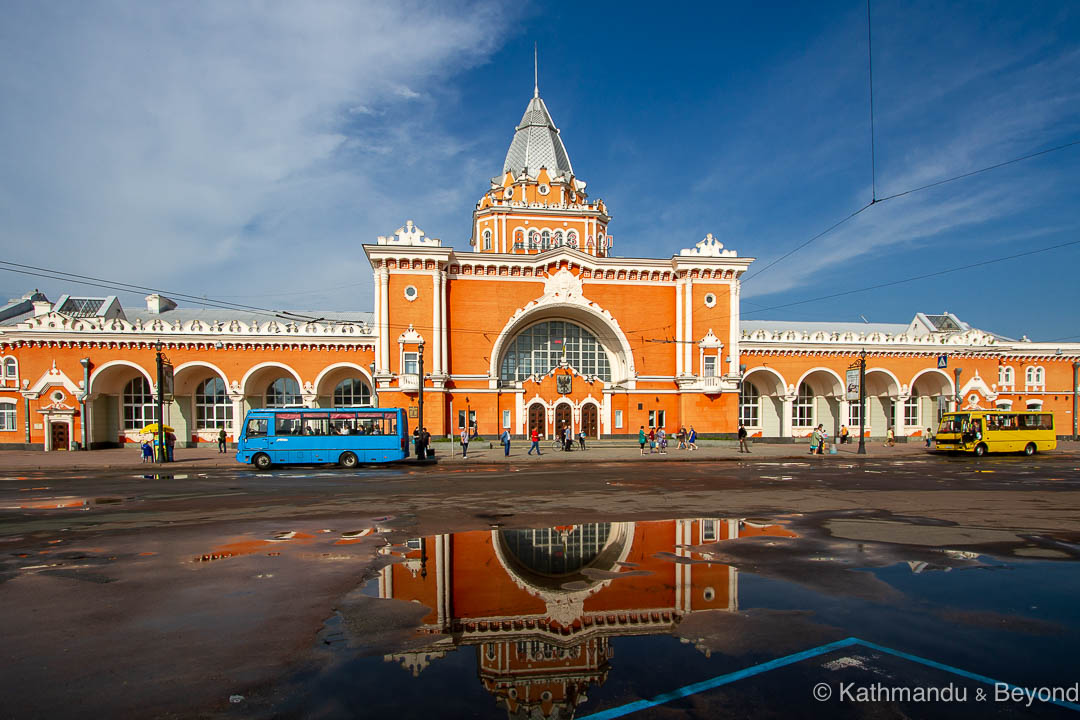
[482,230,492,251]
[1026,399,1044,410]
[793,383,814,428]
[194,377,232,430]
[998,365,1014,387]
[739,382,759,427]
[2,356,17,385]
[703,356,717,378]
[333,378,372,407]
[614,409,623,429]
[502,409,511,429]
[648,409,666,429]
[848,399,864,427]
[123,376,156,430]
[0,400,16,432]
[903,396,919,427]
[1025,366,1044,387]
[403,351,419,376]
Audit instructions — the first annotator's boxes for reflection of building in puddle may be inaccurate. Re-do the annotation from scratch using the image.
[907,549,981,574]
[379,518,794,718]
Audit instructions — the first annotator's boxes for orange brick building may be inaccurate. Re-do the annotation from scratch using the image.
[1,88,1078,449]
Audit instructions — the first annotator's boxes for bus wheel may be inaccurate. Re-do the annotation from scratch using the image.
[253,453,272,470]
[1024,443,1036,456]
[339,451,359,469]
[973,443,987,458]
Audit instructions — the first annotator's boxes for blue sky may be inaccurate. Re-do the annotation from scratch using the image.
[1,1,1077,340]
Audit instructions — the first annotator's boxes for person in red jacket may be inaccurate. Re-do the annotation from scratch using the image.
[528,428,541,456]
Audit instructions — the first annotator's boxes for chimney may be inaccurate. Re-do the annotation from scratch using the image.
[32,300,52,316]
[145,294,177,314]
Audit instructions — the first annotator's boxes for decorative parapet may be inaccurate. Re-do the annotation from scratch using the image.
[12,312,374,339]
[740,327,1001,348]
[679,233,736,258]
[377,220,442,247]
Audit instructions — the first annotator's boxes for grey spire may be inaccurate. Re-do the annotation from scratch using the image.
[502,94,574,179]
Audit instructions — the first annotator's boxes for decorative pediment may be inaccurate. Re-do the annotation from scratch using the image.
[377,220,442,247]
[698,329,723,349]
[542,268,583,302]
[679,233,736,258]
[397,324,424,344]
[26,361,82,397]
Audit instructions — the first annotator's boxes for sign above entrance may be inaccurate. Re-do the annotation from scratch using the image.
[556,374,572,395]
[937,354,948,369]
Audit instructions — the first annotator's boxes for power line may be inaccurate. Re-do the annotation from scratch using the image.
[741,138,1080,287]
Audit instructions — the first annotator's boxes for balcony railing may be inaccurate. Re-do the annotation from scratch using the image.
[398,374,419,390]
[701,375,722,393]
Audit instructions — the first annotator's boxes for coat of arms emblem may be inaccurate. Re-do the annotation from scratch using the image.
[556,374,572,395]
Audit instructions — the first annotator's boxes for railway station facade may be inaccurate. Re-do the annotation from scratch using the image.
[2,89,1078,450]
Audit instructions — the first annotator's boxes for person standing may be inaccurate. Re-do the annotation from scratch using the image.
[738,423,750,453]
[141,439,153,462]
[648,428,656,454]
[528,427,541,456]
[687,426,698,451]
[817,424,827,455]
[217,428,227,454]
[460,426,470,459]
[840,425,849,445]
[810,426,821,454]
[657,428,667,454]
[578,429,586,451]
[165,431,176,462]
[639,426,647,456]
[501,428,511,457]
[564,426,573,452]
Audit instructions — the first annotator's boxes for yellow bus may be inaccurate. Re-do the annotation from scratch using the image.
[935,410,1056,457]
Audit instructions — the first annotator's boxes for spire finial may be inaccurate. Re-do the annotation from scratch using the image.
[533,42,539,98]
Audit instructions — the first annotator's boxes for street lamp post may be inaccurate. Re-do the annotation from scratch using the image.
[857,349,867,455]
[156,344,165,464]
[1072,361,1079,441]
[79,358,91,451]
[417,341,425,458]
[953,367,963,410]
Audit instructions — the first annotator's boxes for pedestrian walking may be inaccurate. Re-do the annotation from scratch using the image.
[810,426,821,454]
[501,428,511,457]
[817,424,827,455]
[677,427,686,450]
[141,440,153,462]
[885,426,896,447]
[738,423,750,453]
[460,426,470,458]
[658,428,667,454]
[687,425,698,451]
[648,428,656,454]
[166,431,176,462]
[564,426,573,452]
[578,429,586,451]
[840,425,849,444]
[528,428,541,456]
[924,427,933,448]
[217,428,227,453]
[639,426,647,456]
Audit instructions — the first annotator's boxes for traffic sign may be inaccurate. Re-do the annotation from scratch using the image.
[937,354,948,369]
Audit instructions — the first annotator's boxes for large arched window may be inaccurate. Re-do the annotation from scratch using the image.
[195,377,232,429]
[739,382,760,426]
[482,230,492,251]
[123,376,155,430]
[500,321,611,382]
[333,378,372,407]
[553,230,563,247]
[265,377,301,408]
[528,230,540,250]
[793,382,814,427]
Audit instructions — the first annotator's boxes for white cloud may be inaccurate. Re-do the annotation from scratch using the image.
[0,0,519,310]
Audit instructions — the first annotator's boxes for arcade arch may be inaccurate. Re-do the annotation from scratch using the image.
[740,368,786,436]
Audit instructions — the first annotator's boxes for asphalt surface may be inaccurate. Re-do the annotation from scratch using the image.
[1,453,1079,718]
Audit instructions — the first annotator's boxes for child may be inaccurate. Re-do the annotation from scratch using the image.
[141,440,153,462]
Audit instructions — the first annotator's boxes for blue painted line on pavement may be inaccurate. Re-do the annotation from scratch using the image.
[578,636,861,720]
[579,636,1080,718]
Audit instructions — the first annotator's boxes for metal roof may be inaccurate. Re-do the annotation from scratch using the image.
[503,95,574,179]
[741,319,910,335]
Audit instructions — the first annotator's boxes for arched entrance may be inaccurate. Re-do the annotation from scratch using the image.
[528,403,546,438]
[581,404,598,438]
[554,404,572,438]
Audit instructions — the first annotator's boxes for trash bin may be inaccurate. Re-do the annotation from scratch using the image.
[72,441,81,451]
[426,447,435,459]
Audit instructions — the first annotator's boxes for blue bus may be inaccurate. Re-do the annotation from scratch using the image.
[236,407,409,469]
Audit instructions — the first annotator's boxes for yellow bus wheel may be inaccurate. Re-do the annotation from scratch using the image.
[1024,443,1036,456]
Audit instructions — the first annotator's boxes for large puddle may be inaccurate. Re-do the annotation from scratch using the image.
[221,517,1080,718]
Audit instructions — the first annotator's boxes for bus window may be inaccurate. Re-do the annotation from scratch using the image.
[275,413,302,436]
[302,414,329,435]
[1022,413,1053,430]
[383,412,398,435]
[986,415,1000,430]
[330,412,357,435]
[246,418,268,437]
[999,414,1018,430]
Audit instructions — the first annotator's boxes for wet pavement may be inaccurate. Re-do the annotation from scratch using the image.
[1,454,1079,718]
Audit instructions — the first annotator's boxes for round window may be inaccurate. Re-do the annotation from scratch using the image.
[968,394,979,405]
[52,390,65,402]
[704,293,717,308]
[703,586,716,602]
[537,184,550,195]
[403,285,418,302]
[503,187,514,199]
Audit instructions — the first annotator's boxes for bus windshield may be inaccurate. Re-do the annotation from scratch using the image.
[938,414,967,434]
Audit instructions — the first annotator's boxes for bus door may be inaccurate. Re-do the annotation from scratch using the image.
[243,416,270,455]
[272,413,306,463]
[301,412,333,463]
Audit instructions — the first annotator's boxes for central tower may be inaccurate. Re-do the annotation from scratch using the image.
[470,85,612,256]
